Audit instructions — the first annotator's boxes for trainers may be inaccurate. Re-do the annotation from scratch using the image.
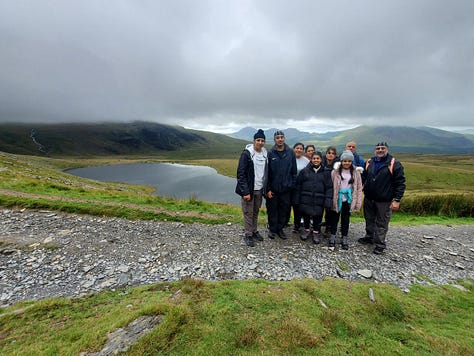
[253,231,264,241]
[358,236,373,244]
[341,236,349,250]
[244,235,254,247]
[300,229,311,241]
[373,247,384,255]
[268,231,277,239]
[312,232,321,244]
[278,229,287,239]
[328,234,336,247]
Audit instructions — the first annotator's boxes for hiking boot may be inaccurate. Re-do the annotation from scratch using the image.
[373,247,384,255]
[292,226,302,233]
[253,231,264,241]
[244,235,254,247]
[358,236,373,244]
[267,231,277,239]
[300,229,311,241]
[312,232,321,244]
[278,229,287,239]
[341,236,349,250]
[328,234,336,247]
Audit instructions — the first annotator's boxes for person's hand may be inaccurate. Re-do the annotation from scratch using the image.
[391,201,400,211]
[267,190,274,199]
[243,194,251,201]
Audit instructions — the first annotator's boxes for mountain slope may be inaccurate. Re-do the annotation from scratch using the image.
[230,125,474,154]
[0,121,247,157]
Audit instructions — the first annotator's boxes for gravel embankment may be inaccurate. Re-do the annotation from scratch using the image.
[1,208,473,306]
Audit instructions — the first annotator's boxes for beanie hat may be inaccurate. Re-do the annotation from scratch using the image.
[253,129,266,140]
[340,150,354,161]
[274,130,285,137]
[376,141,389,148]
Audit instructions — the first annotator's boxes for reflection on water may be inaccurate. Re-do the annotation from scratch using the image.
[67,162,240,205]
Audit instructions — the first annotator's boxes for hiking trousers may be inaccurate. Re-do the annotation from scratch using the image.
[241,189,263,237]
[363,198,392,250]
[266,191,291,233]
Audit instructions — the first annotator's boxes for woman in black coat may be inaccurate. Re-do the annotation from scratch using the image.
[296,151,333,244]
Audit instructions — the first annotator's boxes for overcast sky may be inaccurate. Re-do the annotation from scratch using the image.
[0,0,473,133]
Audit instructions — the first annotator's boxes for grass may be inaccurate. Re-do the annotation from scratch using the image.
[1,278,473,354]
[1,151,473,225]
[1,152,473,353]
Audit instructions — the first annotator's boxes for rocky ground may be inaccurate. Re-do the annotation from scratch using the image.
[1,208,473,307]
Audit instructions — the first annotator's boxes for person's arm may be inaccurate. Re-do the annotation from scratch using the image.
[236,151,250,197]
[391,160,406,211]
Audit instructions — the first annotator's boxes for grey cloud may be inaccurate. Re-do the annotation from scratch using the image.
[0,0,473,131]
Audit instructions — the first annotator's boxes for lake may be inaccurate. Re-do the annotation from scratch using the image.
[67,162,241,205]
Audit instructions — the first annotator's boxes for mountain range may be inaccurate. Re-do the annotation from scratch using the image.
[0,122,472,156]
[229,125,474,154]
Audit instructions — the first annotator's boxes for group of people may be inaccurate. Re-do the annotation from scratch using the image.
[235,129,406,255]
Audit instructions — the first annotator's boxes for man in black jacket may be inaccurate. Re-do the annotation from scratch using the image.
[265,130,297,239]
[235,129,268,247]
[359,142,406,254]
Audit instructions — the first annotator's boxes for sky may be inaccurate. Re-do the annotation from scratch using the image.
[0,0,473,134]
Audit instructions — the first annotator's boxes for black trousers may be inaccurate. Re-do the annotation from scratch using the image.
[329,202,351,236]
[266,191,291,233]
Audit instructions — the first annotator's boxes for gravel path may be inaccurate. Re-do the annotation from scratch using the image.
[1,208,473,306]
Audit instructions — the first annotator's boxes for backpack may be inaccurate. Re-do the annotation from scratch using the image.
[366,157,395,174]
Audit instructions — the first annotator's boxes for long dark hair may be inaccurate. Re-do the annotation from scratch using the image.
[338,162,354,184]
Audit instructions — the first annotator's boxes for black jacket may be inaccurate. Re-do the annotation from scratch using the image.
[235,146,267,198]
[362,153,406,202]
[266,144,297,194]
[296,164,333,216]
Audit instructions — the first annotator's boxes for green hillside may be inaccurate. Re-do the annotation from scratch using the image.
[0,121,247,158]
[231,125,474,154]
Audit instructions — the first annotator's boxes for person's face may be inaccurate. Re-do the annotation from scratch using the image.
[375,145,388,158]
[342,160,352,169]
[311,155,322,166]
[253,138,265,151]
[346,142,356,153]
[294,145,304,158]
[326,150,336,161]
[305,147,314,158]
[274,134,285,147]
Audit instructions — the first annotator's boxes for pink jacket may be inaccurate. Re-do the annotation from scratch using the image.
[331,165,363,212]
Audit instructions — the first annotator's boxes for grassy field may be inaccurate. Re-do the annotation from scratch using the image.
[1,151,473,354]
[1,278,473,354]
[0,151,473,224]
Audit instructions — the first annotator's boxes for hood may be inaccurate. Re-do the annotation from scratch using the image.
[246,143,267,157]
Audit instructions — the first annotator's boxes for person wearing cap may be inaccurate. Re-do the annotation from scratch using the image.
[329,150,363,250]
[345,141,365,168]
[235,129,268,247]
[265,130,297,239]
[359,142,406,254]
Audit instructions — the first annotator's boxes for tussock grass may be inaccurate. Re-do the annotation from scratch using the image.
[1,279,473,354]
[1,151,473,224]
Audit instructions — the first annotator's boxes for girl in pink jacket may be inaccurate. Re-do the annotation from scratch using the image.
[329,150,363,250]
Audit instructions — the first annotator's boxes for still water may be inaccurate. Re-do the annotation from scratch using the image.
[67,162,240,205]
